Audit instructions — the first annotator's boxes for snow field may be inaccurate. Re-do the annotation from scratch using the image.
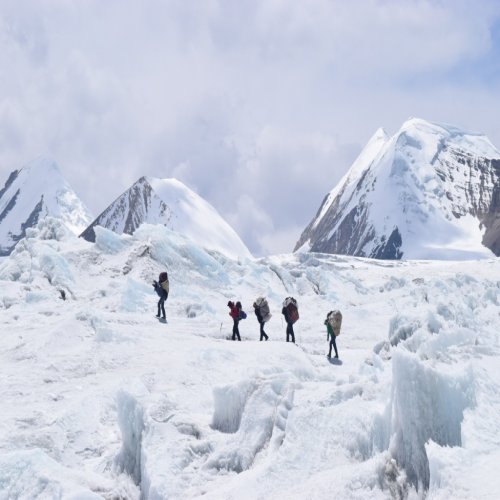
[0,218,499,498]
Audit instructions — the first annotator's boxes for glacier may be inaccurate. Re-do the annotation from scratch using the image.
[0,217,499,498]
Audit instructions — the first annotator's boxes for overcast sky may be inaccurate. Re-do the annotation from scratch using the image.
[1,0,500,255]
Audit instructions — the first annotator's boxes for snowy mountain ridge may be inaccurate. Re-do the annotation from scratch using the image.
[295,118,500,259]
[80,176,251,260]
[0,157,93,256]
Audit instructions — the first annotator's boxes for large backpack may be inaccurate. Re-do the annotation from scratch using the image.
[159,271,169,294]
[283,297,299,324]
[327,310,342,336]
[255,297,272,323]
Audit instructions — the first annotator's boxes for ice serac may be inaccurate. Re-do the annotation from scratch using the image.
[0,157,93,256]
[80,176,252,259]
[294,118,500,260]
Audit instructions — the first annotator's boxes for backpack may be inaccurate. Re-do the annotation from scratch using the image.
[239,310,247,320]
[159,271,169,294]
[255,297,272,323]
[327,310,342,336]
[229,303,239,319]
[283,297,299,324]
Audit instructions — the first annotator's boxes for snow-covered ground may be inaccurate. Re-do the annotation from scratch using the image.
[1,218,499,499]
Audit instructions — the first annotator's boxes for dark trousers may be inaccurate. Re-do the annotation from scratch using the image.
[259,321,268,341]
[157,295,167,318]
[232,319,241,341]
[329,336,338,358]
[286,322,295,343]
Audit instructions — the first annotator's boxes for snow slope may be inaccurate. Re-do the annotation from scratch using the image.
[0,157,93,256]
[81,176,251,260]
[0,218,499,499]
[296,118,500,260]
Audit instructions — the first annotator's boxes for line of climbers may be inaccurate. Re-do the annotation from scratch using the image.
[153,272,342,358]
[228,296,342,359]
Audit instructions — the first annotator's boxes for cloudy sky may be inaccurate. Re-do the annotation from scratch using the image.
[1,0,500,255]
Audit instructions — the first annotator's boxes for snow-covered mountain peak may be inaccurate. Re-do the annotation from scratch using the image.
[371,126,389,141]
[0,157,93,256]
[296,119,500,259]
[394,117,500,159]
[81,175,252,259]
[22,156,62,175]
[306,126,389,236]
[4,157,65,198]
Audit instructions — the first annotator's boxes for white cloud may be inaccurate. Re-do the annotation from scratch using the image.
[0,0,499,255]
[225,194,274,255]
[259,224,307,256]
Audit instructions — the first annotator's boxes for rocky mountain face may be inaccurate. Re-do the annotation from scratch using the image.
[295,118,500,260]
[80,176,251,259]
[80,177,167,243]
[0,158,93,256]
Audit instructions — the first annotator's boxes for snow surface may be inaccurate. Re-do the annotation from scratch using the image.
[1,218,499,499]
[0,158,93,255]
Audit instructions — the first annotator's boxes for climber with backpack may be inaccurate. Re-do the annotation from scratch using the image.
[282,297,298,343]
[228,300,245,341]
[325,310,342,359]
[153,271,169,321]
[253,297,271,341]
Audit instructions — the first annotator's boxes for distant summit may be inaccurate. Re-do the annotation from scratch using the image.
[80,176,252,259]
[0,157,93,256]
[295,118,500,260]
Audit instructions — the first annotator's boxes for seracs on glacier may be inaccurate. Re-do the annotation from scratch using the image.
[0,217,499,498]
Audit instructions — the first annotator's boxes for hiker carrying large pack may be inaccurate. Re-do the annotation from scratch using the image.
[253,297,271,341]
[153,271,169,320]
[228,301,244,341]
[282,297,298,343]
[325,310,342,358]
